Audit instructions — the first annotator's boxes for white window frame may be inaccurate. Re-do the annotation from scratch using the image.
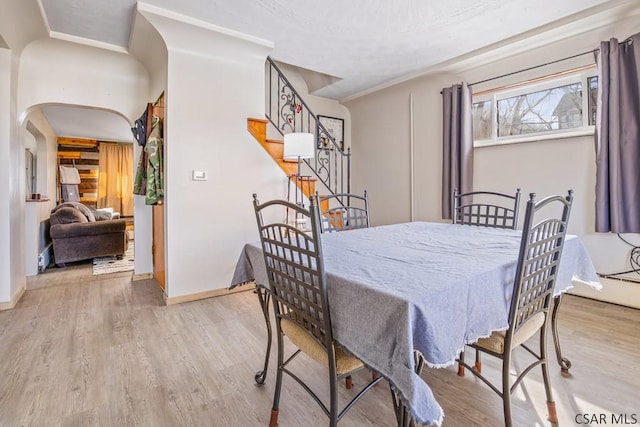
[473,67,597,148]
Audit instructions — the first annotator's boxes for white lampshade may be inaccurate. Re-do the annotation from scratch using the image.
[283,132,315,160]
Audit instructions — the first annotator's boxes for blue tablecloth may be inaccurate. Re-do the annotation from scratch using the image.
[231,222,601,426]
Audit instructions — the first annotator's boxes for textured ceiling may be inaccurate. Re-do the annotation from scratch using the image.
[31,0,635,142]
[40,0,625,100]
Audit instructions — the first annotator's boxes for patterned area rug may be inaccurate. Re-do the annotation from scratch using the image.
[92,242,134,276]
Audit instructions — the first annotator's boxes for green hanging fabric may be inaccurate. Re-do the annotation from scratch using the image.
[145,115,164,205]
[133,148,147,196]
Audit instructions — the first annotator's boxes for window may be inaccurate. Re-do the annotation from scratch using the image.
[473,67,597,147]
[25,148,36,198]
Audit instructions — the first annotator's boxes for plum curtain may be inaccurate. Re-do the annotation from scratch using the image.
[595,33,640,233]
[442,83,473,219]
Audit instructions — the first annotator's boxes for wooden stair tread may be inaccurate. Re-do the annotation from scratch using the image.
[247,117,318,199]
[247,118,268,146]
[289,175,317,182]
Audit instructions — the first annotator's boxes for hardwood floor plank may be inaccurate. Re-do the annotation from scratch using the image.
[3,268,639,426]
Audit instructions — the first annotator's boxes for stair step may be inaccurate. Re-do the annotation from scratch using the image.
[318,196,329,213]
[247,117,268,145]
[289,175,317,183]
[247,117,316,200]
[265,139,297,164]
[265,141,284,161]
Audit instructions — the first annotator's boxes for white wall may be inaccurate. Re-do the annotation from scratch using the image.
[129,7,168,100]
[140,6,286,298]
[0,0,51,306]
[0,48,15,305]
[345,14,640,306]
[345,73,453,226]
[23,110,57,276]
[25,109,58,204]
[18,39,149,123]
[17,38,155,278]
[129,8,170,278]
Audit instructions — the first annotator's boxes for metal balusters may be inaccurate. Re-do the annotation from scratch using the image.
[266,57,351,198]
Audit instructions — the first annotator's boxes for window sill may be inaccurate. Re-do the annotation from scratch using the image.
[474,128,594,148]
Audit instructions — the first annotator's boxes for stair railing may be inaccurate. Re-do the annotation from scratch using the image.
[266,57,351,197]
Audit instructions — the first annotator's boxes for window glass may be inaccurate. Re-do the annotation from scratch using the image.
[472,67,597,146]
[588,76,598,126]
[472,100,492,140]
[497,82,582,137]
[25,149,35,197]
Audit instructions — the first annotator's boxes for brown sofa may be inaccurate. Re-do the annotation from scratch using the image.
[49,202,129,266]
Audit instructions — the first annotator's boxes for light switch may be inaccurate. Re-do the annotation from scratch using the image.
[192,170,208,181]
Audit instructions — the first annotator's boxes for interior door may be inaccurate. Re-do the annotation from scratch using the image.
[148,95,166,292]
[152,203,165,291]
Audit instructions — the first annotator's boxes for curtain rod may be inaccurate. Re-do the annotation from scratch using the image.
[469,49,597,87]
[472,63,595,97]
[470,35,636,87]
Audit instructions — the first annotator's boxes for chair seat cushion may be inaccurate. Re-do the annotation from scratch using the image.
[474,312,546,354]
[280,318,363,375]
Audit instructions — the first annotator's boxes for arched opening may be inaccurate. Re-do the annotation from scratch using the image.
[20,103,151,280]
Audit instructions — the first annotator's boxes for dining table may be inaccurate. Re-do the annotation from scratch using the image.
[230,221,601,426]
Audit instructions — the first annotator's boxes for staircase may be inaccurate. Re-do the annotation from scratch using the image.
[246,57,351,209]
[247,117,318,199]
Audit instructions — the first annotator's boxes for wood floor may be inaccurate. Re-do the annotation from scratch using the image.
[2,268,639,426]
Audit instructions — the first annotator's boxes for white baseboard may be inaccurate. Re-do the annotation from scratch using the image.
[132,273,153,281]
[164,283,255,305]
[0,284,26,311]
[568,276,640,309]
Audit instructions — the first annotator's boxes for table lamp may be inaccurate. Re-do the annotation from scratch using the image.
[283,132,315,178]
[283,133,315,227]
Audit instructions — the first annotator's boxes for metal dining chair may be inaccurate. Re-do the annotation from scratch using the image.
[453,188,521,373]
[456,190,574,427]
[452,188,521,230]
[314,191,370,233]
[252,194,382,427]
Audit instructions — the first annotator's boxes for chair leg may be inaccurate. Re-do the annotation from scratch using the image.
[457,350,465,376]
[502,354,513,427]
[474,350,482,373]
[329,372,339,427]
[542,361,558,424]
[270,332,285,427]
[541,326,558,424]
[269,410,279,427]
[345,375,353,389]
[503,390,513,427]
[547,401,558,424]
